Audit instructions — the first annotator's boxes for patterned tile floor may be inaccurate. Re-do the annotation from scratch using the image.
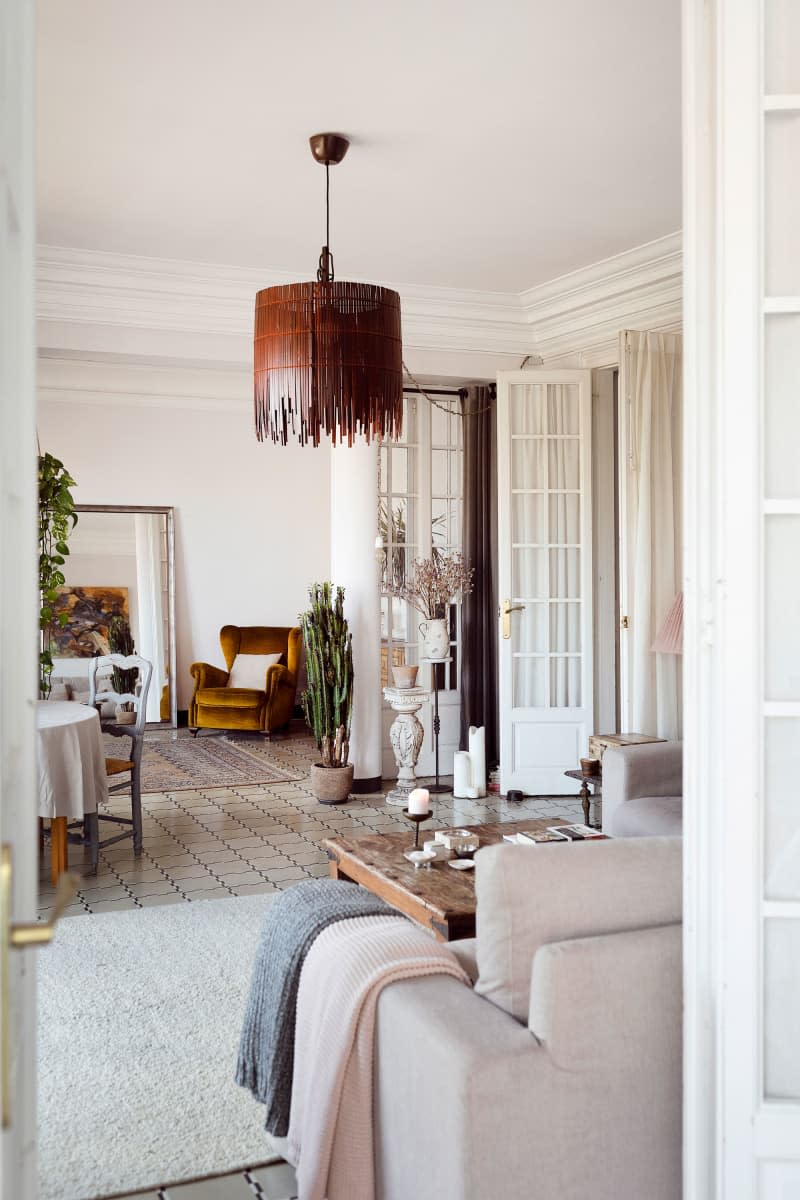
[38,722,584,1200]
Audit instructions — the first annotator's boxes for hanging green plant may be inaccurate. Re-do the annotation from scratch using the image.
[38,453,78,697]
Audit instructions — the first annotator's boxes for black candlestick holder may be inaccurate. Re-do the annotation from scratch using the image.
[421,656,453,794]
[403,809,432,849]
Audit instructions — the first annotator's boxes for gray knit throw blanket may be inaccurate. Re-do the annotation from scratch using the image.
[235,877,397,1136]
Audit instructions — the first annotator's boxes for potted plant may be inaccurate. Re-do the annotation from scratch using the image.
[38,452,78,697]
[108,615,139,723]
[300,582,354,804]
[389,550,474,660]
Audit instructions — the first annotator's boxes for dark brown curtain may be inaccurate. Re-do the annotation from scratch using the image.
[459,384,498,767]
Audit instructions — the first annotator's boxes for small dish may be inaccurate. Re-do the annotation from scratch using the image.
[404,849,436,869]
[448,858,475,871]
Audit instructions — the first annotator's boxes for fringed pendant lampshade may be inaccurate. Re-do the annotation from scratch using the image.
[254,134,403,447]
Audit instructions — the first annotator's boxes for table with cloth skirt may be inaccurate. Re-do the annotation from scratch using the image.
[37,700,109,883]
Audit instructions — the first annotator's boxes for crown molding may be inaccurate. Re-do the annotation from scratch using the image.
[36,245,529,357]
[37,354,251,411]
[36,231,683,373]
[520,232,683,362]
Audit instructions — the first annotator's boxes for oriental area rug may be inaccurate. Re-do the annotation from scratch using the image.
[38,895,280,1200]
[104,730,307,792]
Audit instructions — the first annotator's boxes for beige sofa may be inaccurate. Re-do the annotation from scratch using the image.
[602,741,683,836]
[366,837,683,1200]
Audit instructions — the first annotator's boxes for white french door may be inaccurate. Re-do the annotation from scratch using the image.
[497,370,593,795]
[0,1,39,1195]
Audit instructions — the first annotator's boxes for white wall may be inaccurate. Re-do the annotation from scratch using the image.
[37,383,330,709]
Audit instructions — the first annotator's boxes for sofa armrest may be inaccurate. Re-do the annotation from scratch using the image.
[374,973,545,1200]
[528,924,682,1197]
[375,929,682,1200]
[602,741,682,832]
[529,924,682,1068]
[189,662,229,689]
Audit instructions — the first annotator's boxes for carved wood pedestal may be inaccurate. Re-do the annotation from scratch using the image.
[382,685,431,807]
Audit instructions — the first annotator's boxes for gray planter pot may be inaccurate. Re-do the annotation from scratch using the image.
[310,762,354,805]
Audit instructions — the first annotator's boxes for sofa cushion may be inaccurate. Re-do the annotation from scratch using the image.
[227,652,282,690]
[474,837,682,1023]
[609,795,683,837]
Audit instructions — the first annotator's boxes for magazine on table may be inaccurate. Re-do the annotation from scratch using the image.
[547,823,607,840]
[502,823,608,845]
[502,829,571,845]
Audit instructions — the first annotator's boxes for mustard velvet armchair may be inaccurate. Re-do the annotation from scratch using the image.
[189,625,302,736]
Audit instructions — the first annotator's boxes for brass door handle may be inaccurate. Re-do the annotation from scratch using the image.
[500,599,525,640]
[1,845,79,1127]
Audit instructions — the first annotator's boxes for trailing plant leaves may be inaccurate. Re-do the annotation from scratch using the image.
[38,453,78,697]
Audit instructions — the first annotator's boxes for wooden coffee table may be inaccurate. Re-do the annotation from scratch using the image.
[323,818,557,941]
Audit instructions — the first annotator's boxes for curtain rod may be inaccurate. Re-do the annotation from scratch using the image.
[402,386,468,397]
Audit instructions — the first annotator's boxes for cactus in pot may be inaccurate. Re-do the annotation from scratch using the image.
[108,615,139,714]
[299,582,355,803]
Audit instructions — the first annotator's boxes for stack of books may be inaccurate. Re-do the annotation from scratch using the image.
[503,823,608,845]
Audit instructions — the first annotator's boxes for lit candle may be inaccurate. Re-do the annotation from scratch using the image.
[407,787,430,815]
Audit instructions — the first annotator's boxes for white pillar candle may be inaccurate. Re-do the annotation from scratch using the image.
[468,725,487,798]
[453,751,478,799]
[407,787,430,814]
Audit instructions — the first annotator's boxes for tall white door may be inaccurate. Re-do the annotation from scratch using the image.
[497,370,593,795]
[0,1,40,1195]
[684,0,800,1195]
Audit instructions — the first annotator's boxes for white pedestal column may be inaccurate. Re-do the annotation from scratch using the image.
[331,438,382,790]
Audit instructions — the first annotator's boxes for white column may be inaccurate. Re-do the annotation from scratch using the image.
[331,438,382,788]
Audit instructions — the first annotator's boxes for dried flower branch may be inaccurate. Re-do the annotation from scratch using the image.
[388,550,475,621]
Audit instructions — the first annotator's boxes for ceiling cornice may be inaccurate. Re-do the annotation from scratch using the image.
[36,231,682,365]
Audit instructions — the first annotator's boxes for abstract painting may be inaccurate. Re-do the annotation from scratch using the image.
[52,586,130,657]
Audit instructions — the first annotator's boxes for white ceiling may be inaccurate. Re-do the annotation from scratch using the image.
[36,0,681,295]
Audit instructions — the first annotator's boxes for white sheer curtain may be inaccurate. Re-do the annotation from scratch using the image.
[621,330,683,739]
[548,385,581,707]
[134,514,166,722]
[511,384,582,708]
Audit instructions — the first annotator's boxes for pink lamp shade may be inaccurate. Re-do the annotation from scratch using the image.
[652,592,684,654]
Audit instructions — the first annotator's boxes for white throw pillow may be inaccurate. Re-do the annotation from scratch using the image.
[227,652,282,690]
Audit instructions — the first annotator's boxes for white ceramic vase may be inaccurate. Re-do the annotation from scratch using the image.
[419,618,450,660]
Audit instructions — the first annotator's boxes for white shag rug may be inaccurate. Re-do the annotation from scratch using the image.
[38,895,280,1200]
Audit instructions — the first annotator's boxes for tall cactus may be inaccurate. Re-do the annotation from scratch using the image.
[108,615,138,701]
[299,582,354,767]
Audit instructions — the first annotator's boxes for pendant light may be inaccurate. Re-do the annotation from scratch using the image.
[254,133,403,447]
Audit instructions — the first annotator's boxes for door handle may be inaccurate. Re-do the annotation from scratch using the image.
[1,845,79,1127]
[500,599,525,640]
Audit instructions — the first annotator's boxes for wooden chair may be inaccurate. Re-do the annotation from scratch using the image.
[85,653,153,871]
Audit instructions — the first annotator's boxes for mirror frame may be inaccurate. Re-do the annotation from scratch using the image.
[73,504,178,729]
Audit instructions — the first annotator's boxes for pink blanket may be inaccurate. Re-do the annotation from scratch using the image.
[286,915,471,1200]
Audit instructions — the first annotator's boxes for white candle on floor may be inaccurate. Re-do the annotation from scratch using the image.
[407,787,430,814]
[453,751,478,799]
[468,726,487,798]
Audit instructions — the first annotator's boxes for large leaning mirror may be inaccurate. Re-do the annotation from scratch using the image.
[51,505,177,728]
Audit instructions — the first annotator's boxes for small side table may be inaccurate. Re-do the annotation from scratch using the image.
[383,686,431,807]
[420,657,452,795]
[564,768,602,829]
